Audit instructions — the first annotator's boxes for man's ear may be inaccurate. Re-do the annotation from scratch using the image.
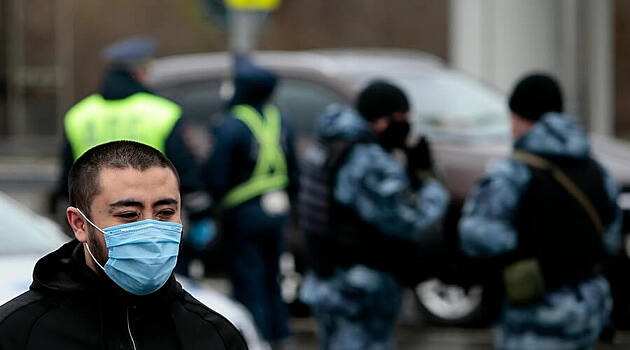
[67,207,88,243]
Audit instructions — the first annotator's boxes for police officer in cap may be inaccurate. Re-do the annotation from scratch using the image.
[57,36,213,264]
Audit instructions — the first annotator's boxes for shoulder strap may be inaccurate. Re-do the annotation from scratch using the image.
[513,151,604,234]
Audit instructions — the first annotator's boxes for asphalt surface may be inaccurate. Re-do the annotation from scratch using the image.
[289,317,630,350]
[202,278,630,350]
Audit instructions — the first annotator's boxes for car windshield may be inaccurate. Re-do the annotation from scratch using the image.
[389,73,510,140]
[0,193,67,255]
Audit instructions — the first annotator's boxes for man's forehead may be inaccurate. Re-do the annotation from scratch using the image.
[95,165,180,202]
[98,165,177,179]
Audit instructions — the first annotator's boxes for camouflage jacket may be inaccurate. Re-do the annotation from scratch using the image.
[300,106,449,318]
[459,113,622,349]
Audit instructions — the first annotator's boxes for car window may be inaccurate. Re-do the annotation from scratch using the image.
[156,78,346,134]
[153,80,226,161]
[391,73,510,140]
[155,80,225,125]
[155,78,346,160]
[271,79,347,138]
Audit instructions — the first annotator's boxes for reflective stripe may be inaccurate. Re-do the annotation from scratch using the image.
[64,92,181,160]
[222,104,289,209]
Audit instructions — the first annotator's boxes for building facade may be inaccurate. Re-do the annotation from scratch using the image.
[0,0,627,158]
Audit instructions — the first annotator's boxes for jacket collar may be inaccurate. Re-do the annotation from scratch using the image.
[31,239,180,306]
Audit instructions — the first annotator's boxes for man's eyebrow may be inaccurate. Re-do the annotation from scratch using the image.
[109,199,144,208]
[153,198,178,207]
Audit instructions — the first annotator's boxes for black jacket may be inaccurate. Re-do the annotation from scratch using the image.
[0,240,247,350]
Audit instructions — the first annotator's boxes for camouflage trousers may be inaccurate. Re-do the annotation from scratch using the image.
[313,310,396,350]
[494,276,612,350]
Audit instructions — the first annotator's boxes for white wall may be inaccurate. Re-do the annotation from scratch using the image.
[585,0,614,135]
[449,0,613,134]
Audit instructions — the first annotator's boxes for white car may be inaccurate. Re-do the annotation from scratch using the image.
[0,191,268,350]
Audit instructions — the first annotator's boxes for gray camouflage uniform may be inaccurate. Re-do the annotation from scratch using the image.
[459,113,622,350]
[300,106,449,350]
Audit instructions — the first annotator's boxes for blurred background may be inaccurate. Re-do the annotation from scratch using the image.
[1,0,628,209]
[1,0,629,348]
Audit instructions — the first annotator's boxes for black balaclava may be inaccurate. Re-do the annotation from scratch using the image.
[508,73,564,121]
[356,80,410,150]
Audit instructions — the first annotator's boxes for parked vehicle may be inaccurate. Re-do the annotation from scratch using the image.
[147,48,630,327]
[0,191,269,350]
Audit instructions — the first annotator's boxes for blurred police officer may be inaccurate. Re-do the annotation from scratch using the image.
[0,141,246,349]
[56,36,212,270]
[459,73,622,349]
[299,81,449,350]
[201,56,299,345]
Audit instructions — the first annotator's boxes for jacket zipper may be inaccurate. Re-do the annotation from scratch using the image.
[126,306,137,350]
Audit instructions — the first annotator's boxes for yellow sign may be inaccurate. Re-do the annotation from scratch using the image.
[225,0,281,11]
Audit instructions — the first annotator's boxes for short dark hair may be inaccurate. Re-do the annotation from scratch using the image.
[68,141,180,214]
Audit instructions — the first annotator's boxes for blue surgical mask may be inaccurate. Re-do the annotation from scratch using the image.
[77,209,182,295]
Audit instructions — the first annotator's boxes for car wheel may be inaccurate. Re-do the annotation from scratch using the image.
[414,278,489,327]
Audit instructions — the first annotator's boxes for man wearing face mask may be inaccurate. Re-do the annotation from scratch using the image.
[0,141,247,350]
[299,81,449,349]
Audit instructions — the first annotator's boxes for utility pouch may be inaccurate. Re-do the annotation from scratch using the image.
[502,258,546,305]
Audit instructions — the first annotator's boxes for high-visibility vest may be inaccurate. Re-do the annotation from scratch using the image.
[64,92,181,160]
[222,104,289,209]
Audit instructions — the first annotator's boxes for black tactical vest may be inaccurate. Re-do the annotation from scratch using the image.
[299,139,428,285]
[299,139,358,277]
[514,155,617,290]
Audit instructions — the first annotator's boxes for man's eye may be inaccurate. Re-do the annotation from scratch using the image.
[117,212,138,219]
[158,209,175,217]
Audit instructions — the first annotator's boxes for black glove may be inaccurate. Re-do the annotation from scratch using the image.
[405,136,434,188]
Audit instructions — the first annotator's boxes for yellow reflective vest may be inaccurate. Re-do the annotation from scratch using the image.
[222,104,289,209]
[64,92,181,160]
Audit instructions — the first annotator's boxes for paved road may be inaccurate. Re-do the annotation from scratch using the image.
[290,317,630,350]
[201,273,630,350]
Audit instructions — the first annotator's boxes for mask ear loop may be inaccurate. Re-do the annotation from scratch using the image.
[75,208,107,272]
